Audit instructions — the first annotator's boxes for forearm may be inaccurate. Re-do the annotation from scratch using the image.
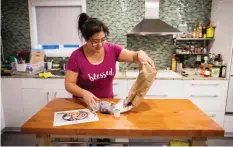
[132,51,140,64]
[65,82,86,98]
[133,50,146,64]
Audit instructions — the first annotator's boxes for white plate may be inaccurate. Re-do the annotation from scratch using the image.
[115,99,133,113]
[120,105,133,113]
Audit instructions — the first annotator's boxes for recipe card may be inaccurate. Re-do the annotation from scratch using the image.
[53,109,99,126]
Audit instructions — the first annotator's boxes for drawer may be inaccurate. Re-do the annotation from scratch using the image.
[21,78,66,89]
[204,111,225,128]
[144,94,186,99]
[189,94,227,111]
[113,80,127,99]
[127,80,183,98]
[183,80,228,111]
[225,115,233,122]
[224,122,233,132]
[224,115,233,132]
[54,90,72,98]
[183,80,228,93]
[49,90,72,102]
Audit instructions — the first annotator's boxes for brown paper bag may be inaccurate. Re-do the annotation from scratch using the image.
[30,51,45,64]
[126,63,157,108]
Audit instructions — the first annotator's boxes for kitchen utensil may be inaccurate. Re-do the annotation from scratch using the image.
[176,63,183,73]
[47,62,52,70]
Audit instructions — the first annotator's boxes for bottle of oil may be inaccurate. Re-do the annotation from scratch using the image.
[171,54,177,72]
[220,61,226,78]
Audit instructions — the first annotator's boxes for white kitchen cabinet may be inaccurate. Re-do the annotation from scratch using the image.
[21,78,66,89]
[226,75,233,112]
[49,89,73,102]
[224,115,233,133]
[183,80,228,112]
[21,78,72,122]
[204,111,225,128]
[189,94,226,112]
[113,80,128,99]
[127,80,184,99]
[54,89,72,98]
[21,78,71,101]
[22,88,51,121]
[1,77,229,130]
[1,78,24,127]
[183,80,228,93]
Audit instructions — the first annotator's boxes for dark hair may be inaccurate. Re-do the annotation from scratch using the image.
[78,13,109,41]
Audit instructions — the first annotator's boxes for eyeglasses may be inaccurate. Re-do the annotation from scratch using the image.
[90,36,107,46]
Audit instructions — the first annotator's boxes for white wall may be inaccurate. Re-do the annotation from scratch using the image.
[210,0,233,78]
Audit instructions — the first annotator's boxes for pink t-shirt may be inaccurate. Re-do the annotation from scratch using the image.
[66,42,123,98]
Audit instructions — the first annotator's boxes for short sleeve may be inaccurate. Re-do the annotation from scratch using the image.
[66,51,80,73]
[112,43,123,60]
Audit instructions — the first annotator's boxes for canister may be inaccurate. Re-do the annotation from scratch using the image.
[207,27,215,38]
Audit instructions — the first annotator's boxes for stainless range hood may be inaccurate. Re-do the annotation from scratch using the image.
[127,0,182,35]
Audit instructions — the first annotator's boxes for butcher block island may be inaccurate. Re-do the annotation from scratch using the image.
[21,98,224,146]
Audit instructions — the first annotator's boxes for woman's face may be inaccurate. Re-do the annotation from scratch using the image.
[86,31,107,52]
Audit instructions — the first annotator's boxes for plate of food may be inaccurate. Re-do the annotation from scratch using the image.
[62,111,89,121]
[54,109,99,126]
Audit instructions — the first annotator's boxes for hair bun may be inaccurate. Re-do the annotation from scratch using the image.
[78,13,89,31]
[77,13,109,41]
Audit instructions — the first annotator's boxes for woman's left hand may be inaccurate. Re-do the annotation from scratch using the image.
[138,50,154,66]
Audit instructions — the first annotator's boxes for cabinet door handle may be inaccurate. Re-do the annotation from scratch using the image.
[190,94,218,98]
[46,92,49,102]
[113,83,118,85]
[208,114,216,118]
[54,92,57,98]
[114,94,118,97]
[191,83,219,86]
[147,94,168,97]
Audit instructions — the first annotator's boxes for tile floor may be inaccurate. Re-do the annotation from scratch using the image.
[1,132,233,146]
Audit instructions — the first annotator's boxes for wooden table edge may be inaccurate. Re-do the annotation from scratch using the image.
[20,127,225,138]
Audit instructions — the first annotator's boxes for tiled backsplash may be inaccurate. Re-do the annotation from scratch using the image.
[123,35,175,70]
[1,0,31,59]
[159,0,212,31]
[87,0,145,47]
[1,0,212,70]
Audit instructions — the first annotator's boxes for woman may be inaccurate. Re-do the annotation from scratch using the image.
[65,13,153,109]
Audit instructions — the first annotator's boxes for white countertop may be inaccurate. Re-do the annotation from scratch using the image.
[125,70,182,78]
[2,70,228,80]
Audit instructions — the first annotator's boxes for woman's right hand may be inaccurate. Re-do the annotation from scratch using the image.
[82,90,100,109]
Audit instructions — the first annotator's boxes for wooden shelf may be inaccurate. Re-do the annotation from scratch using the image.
[173,37,215,46]
[176,53,209,55]
[175,38,215,41]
